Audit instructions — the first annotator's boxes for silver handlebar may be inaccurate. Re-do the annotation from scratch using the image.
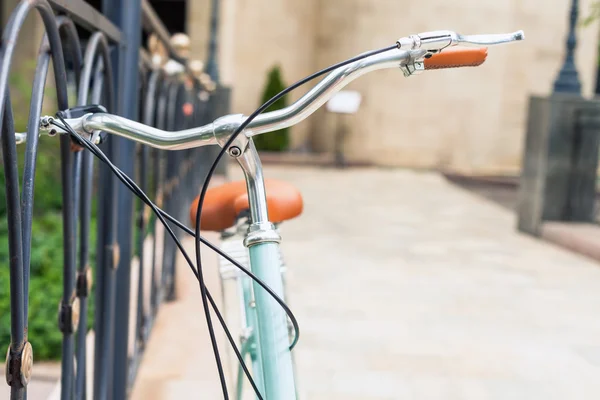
[47,47,424,150]
[81,113,217,150]
[32,29,524,151]
[246,47,424,136]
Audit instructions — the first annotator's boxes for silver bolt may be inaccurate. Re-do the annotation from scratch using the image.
[20,342,33,387]
[40,116,54,128]
[228,146,242,157]
[71,297,80,333]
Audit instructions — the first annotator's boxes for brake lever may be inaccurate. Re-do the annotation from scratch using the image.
[397,30,525,53]
[456,31,525,47]
[397,30,524,78]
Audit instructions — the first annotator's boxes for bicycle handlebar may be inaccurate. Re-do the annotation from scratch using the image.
[29,29,524,150]
[46,47,424,150]
[246,47,422,136]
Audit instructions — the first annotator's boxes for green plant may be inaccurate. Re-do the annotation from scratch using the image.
[0,63,63,216]
[253,65,290,152]
[0,213,96,360]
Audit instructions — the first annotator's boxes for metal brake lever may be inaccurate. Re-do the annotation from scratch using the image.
[456,31,525,47]
[397,30,525,53]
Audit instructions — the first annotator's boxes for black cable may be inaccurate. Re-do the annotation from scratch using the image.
[52,116,263,399]
[51,118,298,339]
[57,43,397,400]
[190,43,396,398]
[52,116,304,399]
[146,201,300,334]
[193,44,398,353]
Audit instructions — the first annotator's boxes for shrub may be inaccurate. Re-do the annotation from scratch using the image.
[0,213,96,360]
[252,65,290,152]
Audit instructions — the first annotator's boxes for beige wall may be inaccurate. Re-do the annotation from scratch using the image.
[189,0,319,149]
[189,0,600,175]
[2,0,51,128]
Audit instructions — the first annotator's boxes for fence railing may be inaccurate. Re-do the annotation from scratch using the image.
[0,1,228,399]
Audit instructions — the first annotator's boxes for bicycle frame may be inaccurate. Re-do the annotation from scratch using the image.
[221,221,293,399]
[237,268,265,398]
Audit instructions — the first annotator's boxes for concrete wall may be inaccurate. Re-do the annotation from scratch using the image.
[188,0,319,150]
[188,0,600,175]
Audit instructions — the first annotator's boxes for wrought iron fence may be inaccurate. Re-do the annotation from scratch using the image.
[0,1,227,399]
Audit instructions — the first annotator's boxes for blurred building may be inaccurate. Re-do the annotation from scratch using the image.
[1,0,597,175]
[189,0,600,175]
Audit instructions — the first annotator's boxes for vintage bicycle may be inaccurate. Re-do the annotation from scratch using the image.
[21,29,523,399]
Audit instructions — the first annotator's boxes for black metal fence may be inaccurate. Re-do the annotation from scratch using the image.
[0,1,227,399]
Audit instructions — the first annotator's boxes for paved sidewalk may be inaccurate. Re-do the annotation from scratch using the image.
[132,166,600,399]
[0,362,60,400]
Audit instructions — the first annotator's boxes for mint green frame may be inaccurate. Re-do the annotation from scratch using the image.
[223,139,297,399]
[235,265,264,397]
[234,242,297,399]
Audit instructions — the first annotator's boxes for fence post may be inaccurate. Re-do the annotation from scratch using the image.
[102,0,142,398]
[553,0,581,94]
[516,0,600,235]
[206,0,220,82]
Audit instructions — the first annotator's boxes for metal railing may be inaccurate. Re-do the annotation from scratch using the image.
[0,1,228,399]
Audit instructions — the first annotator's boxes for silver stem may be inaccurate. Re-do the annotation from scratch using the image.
[235,140,269,223]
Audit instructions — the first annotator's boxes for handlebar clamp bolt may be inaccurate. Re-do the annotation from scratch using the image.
[401,60,425,77]
[40,116,53,128]
[228,146,242,157]
[414,61,425,74]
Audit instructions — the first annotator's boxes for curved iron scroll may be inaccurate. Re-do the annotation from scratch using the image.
[0,1,216,399]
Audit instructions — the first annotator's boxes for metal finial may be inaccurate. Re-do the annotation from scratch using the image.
[205,0,220,83]
[553,0,582,94]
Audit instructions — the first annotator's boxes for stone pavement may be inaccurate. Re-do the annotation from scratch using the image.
[0,362,60,400]
[130,166,600,399]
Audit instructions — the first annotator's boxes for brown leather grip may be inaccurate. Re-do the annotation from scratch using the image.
[424,48,488,70]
